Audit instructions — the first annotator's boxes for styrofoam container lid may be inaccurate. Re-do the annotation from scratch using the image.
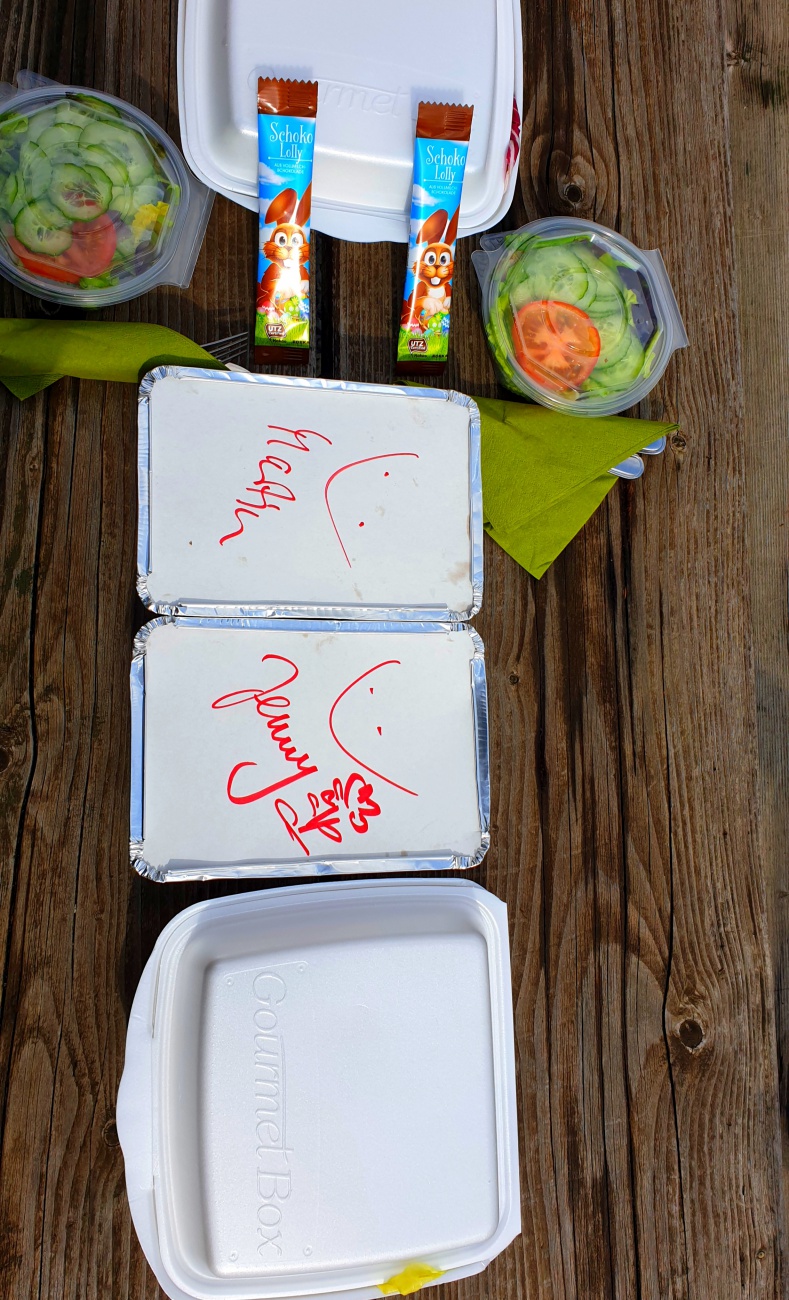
[117,879,521,1300]
[177,0,521,242]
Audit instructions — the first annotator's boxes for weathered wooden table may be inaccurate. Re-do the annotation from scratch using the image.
[1,0,787,1296]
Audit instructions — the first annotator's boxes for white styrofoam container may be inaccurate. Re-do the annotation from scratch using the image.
[177,0,523,242]
[117,879,521,1300]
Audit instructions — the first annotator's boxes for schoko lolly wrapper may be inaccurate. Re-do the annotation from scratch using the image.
[255,78,317,365]
[397,102,473,376]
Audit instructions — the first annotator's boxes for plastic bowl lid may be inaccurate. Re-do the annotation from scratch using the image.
[481,217,688,416]
[0,85,195,306]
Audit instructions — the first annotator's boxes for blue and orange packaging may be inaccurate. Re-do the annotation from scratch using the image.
[255,78,317,365]
[397,102,474,376]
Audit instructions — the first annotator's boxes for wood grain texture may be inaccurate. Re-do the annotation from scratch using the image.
[726,0,789,1198]
[0,0,785,1298]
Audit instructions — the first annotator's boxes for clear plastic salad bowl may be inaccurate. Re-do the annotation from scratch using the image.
[472,217,688,416]
[0,73,212,307]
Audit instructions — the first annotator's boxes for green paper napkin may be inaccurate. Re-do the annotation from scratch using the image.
[0,318,677,582]
[476,397,677,578]
[0,319,223,399]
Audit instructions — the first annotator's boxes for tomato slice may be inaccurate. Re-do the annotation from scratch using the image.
[59,213,117,278]
[512,299,601,393]
[7,236,82,284]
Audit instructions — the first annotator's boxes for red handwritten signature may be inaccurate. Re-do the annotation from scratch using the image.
[275,773,381,856]
[220,430,420,569]
[212,655,418,856]
[219,425,332,546]
[211,655,318,801]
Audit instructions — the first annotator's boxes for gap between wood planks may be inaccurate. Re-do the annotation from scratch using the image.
[727,0,789,1221]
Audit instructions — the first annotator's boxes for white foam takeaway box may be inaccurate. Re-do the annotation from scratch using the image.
[116,879,521,1300]
[131,369,487,881]
[177,0,523,242]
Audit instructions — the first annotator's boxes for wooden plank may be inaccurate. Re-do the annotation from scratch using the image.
[0,389,45,1118]
[0,378,140,1296]
[726,0,789,1190]
[469,0,785,1296]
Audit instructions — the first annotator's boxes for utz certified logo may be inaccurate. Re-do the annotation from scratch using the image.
[266,322,286,339]
[408,337,428,353]
[252,971,290,1256]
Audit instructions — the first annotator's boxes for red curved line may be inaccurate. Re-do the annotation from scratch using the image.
[267,427,333,451]
[328,660,418,796]
[324,453,419,567]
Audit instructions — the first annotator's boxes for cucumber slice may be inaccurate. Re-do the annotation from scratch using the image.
[574,271,599,312]
[0,142,17,175]
[79,121,155,185]
[109,182,135,221]
[55,101,99,129]
[132,179,163,209]
[44,146,88,172]
[26,108,59,142]
[592,283,629,321]
[14,200,72,254]
[49,162,111,220]
[0,171,25,220]
[510,262,598,317]
[85,163,113,194]
[552,263,594,309]
[588,334,645,390]
[37,123,82,155]
[82,143,129,186]
[19,141,52,201]
[509,280,540,312]
[75,94,121,119]
[591,281,626,312]
[596,321,635,369]
[518,246,587,295]
[507,245,599,315]
[574,245,629,305]
[111,179,164,223]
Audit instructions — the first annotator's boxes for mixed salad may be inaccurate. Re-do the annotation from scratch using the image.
[0,93,176,292]
[483,229,665,408]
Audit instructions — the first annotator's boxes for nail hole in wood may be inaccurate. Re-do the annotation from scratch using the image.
[565,183,583,204]
[509,673,520,685]
[678,1018,704,1049]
